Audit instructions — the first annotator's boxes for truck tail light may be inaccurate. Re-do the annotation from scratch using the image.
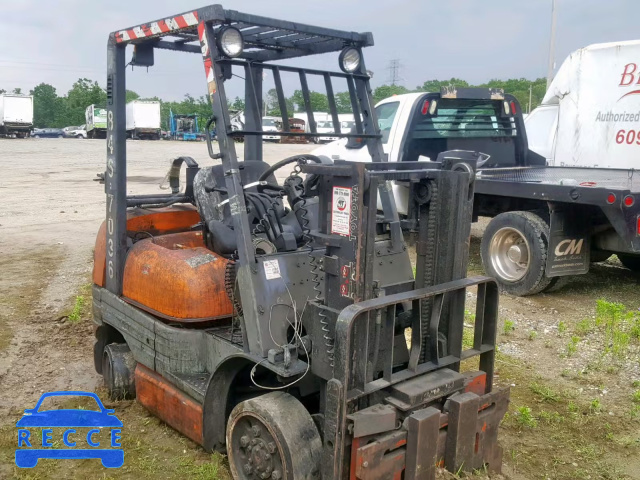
[607,193,616,204]
[421,100,430,115]
[624,195,635,207]
[503,101,510,115]
[429,100,437,115]
[510,101,517,115]
[637,216,640,235]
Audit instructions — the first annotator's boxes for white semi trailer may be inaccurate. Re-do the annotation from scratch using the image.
[0,94,33,138]
[126,100,161,140]
[526,40,640,169]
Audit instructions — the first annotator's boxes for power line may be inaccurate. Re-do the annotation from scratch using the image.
[386,59,403,86]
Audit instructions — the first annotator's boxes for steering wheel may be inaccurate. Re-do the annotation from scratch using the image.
[257,154,323,194]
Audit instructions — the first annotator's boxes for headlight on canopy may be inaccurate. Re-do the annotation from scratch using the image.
[339,47,361,73]
[217,26,244,58]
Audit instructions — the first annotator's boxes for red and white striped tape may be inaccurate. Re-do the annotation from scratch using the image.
[115,11,199,43]
[198,22,217,96]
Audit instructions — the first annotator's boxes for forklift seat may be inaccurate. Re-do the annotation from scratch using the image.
[193,161,278,254]
[193,161,276,224]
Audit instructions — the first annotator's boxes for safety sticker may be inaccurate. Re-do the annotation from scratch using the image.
[331,186,352,236]
[263,259,281,280]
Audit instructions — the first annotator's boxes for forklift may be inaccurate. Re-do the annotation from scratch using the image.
[92,5,510,479]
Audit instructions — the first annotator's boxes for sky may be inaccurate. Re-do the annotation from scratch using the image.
[1,0,640,101]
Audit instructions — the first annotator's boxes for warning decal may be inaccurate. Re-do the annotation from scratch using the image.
[263,259,281,280]
[331,186,352,236]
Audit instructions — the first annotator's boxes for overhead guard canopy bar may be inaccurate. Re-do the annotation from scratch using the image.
[111,4,373,62]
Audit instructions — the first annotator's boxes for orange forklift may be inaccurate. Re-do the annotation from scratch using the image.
[92,5,509,479]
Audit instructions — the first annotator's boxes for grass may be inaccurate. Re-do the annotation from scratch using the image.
[530,382,560,403]
[566,335,580,357]
[65,284,91,323]
[632,390,640,404]
[503,319,515,335]
[595,299,640,358]
[515,406,537,428]
[497,350,640,480]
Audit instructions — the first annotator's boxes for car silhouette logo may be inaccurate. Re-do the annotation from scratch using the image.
[15,391,123,468]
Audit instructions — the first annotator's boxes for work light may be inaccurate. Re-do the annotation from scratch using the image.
[339,47,361,73]
[217,27,244,58]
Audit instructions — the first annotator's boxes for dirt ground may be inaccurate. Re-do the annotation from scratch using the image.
[0,138,639,479]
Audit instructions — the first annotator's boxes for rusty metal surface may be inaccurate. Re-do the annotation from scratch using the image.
[351,387,510,478]
[347,404,398,439]
[404,407,441,480]
[386,368,465,410]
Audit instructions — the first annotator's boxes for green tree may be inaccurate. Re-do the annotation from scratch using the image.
[416,78,469,92]
[290,90,328,112]
[12,87,22,95]
[30,83,63,128]
[265,88,294,117]
[372,85,409,104]
[126,90,140,103]
[66,78,107,126]
[229,96,245,111]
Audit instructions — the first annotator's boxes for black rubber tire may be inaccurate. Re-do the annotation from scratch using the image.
[481,211,553,296]
[102,343,136,400]
[226,391,322,480]
[618,253,640,272]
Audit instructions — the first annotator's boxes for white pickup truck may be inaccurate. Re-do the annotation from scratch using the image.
[315,88,640,296]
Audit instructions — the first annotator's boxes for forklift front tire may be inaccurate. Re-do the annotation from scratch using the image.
[481,211,553,296]
[102,343,137,400]
[226,392,322,480]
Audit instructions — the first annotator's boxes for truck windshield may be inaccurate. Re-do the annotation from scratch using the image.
[262,118,276,127]
[411,100,515,139]
[375,102,399,144]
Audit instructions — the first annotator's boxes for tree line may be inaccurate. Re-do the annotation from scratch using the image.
[1,76,547,129]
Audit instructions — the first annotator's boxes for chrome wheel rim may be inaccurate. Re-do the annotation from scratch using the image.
[489,227,530,282]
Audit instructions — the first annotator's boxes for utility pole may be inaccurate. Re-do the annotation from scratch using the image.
[528,84,533,113]
[546,0,558,88]
[387,59,402,86]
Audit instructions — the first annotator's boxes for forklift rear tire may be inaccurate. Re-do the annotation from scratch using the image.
[226,391,322,480]
[617,253,640,272]
[102,343,136,400]
[481,211,553,296]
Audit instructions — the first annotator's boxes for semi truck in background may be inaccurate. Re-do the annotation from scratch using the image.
[85,105,108,139]
[526,40,640,168]
[315,87,640,296]
[0,94,33,138]
[126,100,161,140]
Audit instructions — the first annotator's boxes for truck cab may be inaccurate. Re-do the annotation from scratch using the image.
[316,88,542,214]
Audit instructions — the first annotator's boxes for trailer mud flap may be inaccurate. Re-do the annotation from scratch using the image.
[546,205,590,277]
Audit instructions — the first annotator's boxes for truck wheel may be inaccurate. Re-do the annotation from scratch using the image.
[226,392,322,480]
[102,343,136,400]
[617,253,640,272]
[481,211,553,296]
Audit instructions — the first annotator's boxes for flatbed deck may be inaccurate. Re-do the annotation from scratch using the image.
[476,166,640,192]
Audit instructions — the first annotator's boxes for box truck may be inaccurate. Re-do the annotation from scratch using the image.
[526,40,640,168]
[126,100,161,140]
[85,105,108,139]
[0,94,33,138]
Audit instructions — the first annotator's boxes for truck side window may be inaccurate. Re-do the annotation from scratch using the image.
[375,102,399,144]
